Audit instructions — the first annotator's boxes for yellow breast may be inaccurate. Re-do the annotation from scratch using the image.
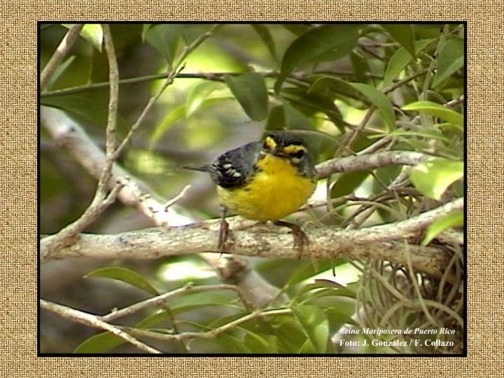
[216,153,316,221]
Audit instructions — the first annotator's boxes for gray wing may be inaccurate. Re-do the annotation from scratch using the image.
[207,142,260,189]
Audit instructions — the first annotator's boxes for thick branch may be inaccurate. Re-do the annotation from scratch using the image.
[41,198,464,277]
[316,151,428,179]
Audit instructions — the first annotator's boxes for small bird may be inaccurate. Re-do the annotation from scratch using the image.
[184,131,318,253]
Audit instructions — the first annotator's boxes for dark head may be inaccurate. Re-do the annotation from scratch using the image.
[260,132,316,178]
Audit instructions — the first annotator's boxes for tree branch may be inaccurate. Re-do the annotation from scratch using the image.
[40,24,83,91]
[99,283,254,323]
[125,308,292,342]
[316,151,428,179]
[41,198,463,277]
[40,299,162,354]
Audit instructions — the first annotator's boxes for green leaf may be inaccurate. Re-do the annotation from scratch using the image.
[141,24,154,41]
[280,24,311,36]
[296,281,358,301]
[399,138,432,154]
[74,332,124,354]
[330,171,370,198]
[265,104,286,131]
[382,39,435,88]
[285,259,348,288]
[349,83,396,130]
[281,86,344,127]
[270,316,308,353]
[135,311,172,329]
[309,74,366,101]
[180,24,214,45]
[298,338,317,353]
[251,24,277,62]
[282,25,360,72]
[402,101,463,127]
[242,328,279,353]
[80,24,104,52]
[325,308,360,327]
[382,24,416,58]
[61,24,103,52]
[433,38,465,88]
[212,333,252,353]
[387,127,452,143]
[144,24,183,65]
[225,72,269,121]
[43,56,76,90]
[170,292,241,316]
[149,104,187,147]
[409,159,464,200]
[186,81,223,116]
[373,164,402,190]
[350,51,371,83]
[277,25,360,92]
[85,267,160,296]
[75,311,174,354]
[291,305,329,353]
[283,101,315,131]
[187,330,252,353]
[182,316,252,353]
[422,209,464,246]
[41,94,129,131]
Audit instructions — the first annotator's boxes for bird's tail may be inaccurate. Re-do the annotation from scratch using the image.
[182,164,211,172]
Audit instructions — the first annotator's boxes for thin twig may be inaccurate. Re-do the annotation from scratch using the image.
[40,69,386,99]
[102,24,119,161]
[164,184,191,210]
[383,69,428,94]
[40,24,83,91]
[100,283,251,322]
[40,299,162,354]
[418,24,450,129]
[95,24,120,197]
[421,24,449,101]
[125,308,291,342]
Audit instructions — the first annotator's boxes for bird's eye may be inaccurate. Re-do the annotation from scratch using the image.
[291,149,305,159]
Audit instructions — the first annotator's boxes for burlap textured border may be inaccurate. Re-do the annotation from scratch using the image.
[1,1,502,376]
